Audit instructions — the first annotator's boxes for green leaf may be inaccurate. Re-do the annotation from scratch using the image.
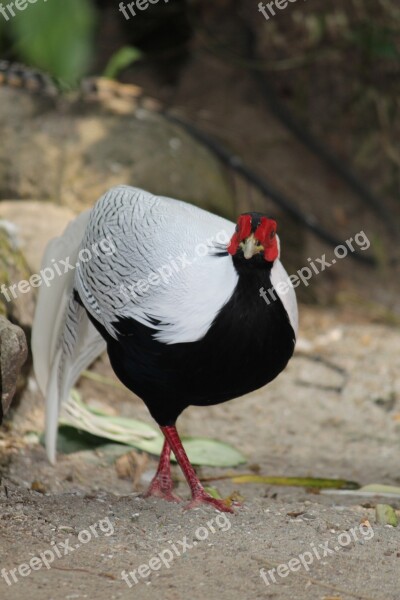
[10,0,97,84]
[231,475,359,490]
[179,438,246,468]
[103,46,142,80]
[54,426,110,454]
[321,484,400,500]
[60,390,161,444]
[376,504,398,527]
[348,25,399,61]
[204,486,222,499]
[360,484,400,496]
[56,391,246,467]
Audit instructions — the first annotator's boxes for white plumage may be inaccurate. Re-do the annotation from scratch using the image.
[75,185,239,344]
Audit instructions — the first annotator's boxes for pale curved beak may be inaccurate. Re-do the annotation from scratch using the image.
[242,235,262,259]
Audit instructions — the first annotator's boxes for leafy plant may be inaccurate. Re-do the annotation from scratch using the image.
[1,0,97,85]
[348,23,399,62]
[103,46,142,79]
[55,390,246,468]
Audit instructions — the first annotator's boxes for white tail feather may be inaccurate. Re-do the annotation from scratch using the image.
[32,209,106,464]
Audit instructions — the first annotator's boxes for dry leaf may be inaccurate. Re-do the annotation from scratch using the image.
[31,480,47,494]
[115,450,149,489]
[224,491,245,507]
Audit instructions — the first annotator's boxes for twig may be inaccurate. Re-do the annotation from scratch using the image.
[51,565,117,580]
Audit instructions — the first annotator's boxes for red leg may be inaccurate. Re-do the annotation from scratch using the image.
[143,438,182,503]
[161,425,234,513]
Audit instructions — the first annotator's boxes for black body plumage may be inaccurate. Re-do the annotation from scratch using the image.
[75,251,295,425]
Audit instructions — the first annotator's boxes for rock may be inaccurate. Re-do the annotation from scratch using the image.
[0,87,235,219]
[0,315,28,421]
[0,201,75,273]
[0,223,35,327]
[0,223,32,420]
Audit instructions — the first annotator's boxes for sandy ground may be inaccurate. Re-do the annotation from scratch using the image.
[1,307,400,600]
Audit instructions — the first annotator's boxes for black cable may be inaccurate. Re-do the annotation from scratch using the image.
[163,111,377,266]
[0,58,381,265]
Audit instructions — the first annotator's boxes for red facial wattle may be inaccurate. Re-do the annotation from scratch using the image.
[227,214,252,255]
[228,215,278,262]
[254,217,278,262]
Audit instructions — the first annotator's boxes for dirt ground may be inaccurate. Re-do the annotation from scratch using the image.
[1,307,400,600]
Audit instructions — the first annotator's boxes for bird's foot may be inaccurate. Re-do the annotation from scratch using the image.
[184,489,235,513]
[143,477,182,503]
[143,438,182,503]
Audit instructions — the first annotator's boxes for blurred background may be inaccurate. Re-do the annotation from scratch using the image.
[0,0,399,313]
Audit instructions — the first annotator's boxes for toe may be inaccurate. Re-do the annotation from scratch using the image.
[143,484,182,503]
[184,492,235,513]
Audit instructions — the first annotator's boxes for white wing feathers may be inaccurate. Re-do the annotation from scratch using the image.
[31,209,106,464]
[270,259,298,337]
[75,186,239,345]
[32,186,238,463]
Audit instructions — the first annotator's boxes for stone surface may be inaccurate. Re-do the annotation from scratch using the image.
[0,88,235,219]
[0,315,28,419]
[0,224,35,327]
[0,201,75,273]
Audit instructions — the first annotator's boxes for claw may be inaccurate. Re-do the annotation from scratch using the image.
[143,481,182,503]
[143,439,182,504]
[184,489,235,513]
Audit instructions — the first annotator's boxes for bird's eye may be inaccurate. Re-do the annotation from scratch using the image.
[270,230,276,240]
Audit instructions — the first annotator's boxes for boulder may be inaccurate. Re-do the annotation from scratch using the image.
[0,315,28,421]
[0,87,235,219]
[0,223,35,327]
